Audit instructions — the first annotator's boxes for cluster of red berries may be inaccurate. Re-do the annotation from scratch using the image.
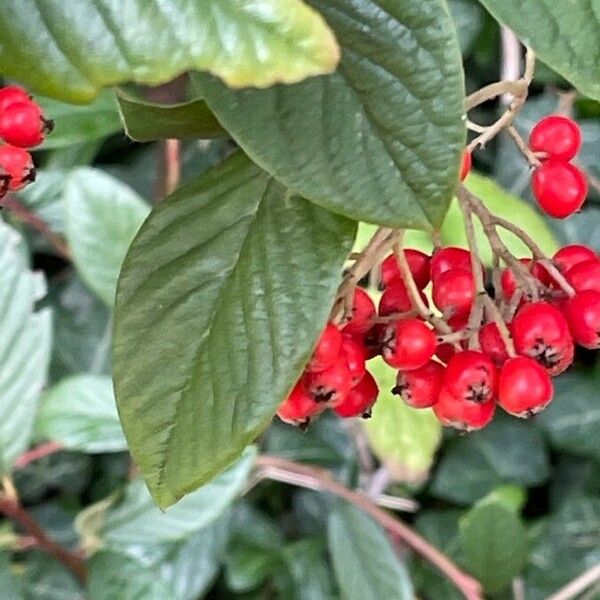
[0,86,52,199]
[529,115,587,218]
[278,239,600,432]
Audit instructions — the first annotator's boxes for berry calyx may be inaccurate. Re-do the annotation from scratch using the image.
[532,160,587,219]
[277,382,323,428]
[565,258,600,293]
[565,290,600,349]
[342,287,376,336]
[392,360,444,408]
[341,336,367,385]
[459,150,472,181]
[0,102,53,148]
[511,302,573,376]
[334,371,379,418]
[307,323,342,373]
[433,387,495,431]
[0,145,35,191]
[443,350,497,404]
[529,115,582,162]
[553,244,597,274]
[302,359,352,406]
[498,356,553,417]
[381,318,436,370]
[380,249,431,290]
[432,268,475,317]
[0,86,31,112]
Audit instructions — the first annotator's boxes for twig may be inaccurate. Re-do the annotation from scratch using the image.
[155,139,181,201]
[13,442,63,470]
[506,125,541,168]
[0,495,87,583]
[512,577,526,600]
[1,195,71,260]
[545,563,600,600]
[500,27,521,104]
[252,455,483,600]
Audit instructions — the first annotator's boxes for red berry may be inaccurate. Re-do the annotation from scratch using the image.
[565,259,600,293]
[334,371,379,418]
[0,102,52,148]
[511,302,573,376]
[0,86,31,112]
[443,350,497,404]
[501,258,550,299]
[430,247,474,280]
[565,290,600,349]
[498,356,553,417]
[302,359,352,406]
[553,244,596,274]
[432,268,475,317]
[529,115,582,162]
[277,381,323,427]
[342,287,375,336]
[0,145,35,191]
[381,318,436,370]
[378,280,427,317]
[380,249,431,289]
[435,343,456,364]
[341,336,367,386]
[433,387,495,431]
[479,322,510,367]
[307,323,342,373]
[532,160,587,219]
[459,150,472,181]
[392,360,444,408]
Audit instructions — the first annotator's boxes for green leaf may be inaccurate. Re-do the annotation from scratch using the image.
[448,0,484,54]
[537,366,600,462]
[36,91,122,149]
[476,0,600,101]
[282,538,335,600]
[460,492,528,593]
[22,553,82,600]
[328,503,413,600]
[113,152,355,507]
[0,222,52,472]
[430,416,550,505]
[0,0,339,103]
[97,448,254,546]
[441,173,559,263]
[364,357,442,482]
[35,375,126,453]
[0,553,23,600]
[194,0,465,229]
[116,91,225,142]
[64,168,150,306]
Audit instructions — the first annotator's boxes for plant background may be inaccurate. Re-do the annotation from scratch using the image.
[0,0,599,598]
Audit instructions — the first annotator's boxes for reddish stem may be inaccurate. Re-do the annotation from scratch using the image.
[13,441,63,469]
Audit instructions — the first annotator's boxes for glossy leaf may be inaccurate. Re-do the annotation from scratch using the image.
[430,417,550,504]
[442,173,558,263]
[35,375,126,453]
[460,492,528,592]
[116,91,225,142]
[0,222,52,472]
[37,91,122,149]
[476,0,600,101]
[64,168,150,306]
[365,357,442,482]
[0,0,340,103]
[194,0,465,229]
[328,503,413,600]
[113,152,355,506]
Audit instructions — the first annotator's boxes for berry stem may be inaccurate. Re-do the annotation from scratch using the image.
[251,455,484,600]
[482,295,517,357]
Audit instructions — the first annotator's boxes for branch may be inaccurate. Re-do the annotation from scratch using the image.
[0,495,87,583]
[546,563,600,600]
[252,455,483,600]
[1,195,71,260]
[155,139,181,201]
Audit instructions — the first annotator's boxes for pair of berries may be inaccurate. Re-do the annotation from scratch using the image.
[277,321,379,427]
[0,86,51,197]
[529,115,587,219]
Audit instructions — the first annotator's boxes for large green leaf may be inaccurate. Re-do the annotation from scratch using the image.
[0,222,52,472]
[116,91,225,142]
[328,503,413,600]
[113,152,355,507]
[35,375,126,453]
[476,0,600,101]
[537,366,600,462]
[194,0,465,229]
[460,492,528,593]
[0,0,340,103]
[364,357,442,482]
[64,168,150,306]
[430,417,550,505]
